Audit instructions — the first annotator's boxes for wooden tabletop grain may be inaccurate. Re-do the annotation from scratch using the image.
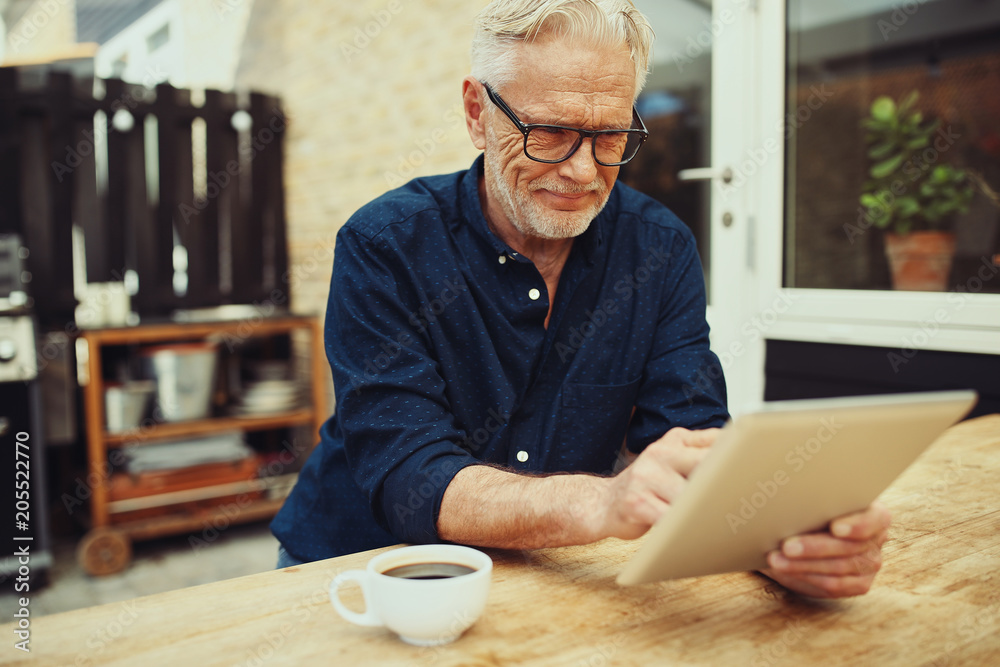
[4,415,999,666]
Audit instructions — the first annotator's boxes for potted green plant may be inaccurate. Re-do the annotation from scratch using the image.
[859,91,974,291]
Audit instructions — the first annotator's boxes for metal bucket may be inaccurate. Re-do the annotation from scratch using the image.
[141,342,218,422]
[104,381,155,433]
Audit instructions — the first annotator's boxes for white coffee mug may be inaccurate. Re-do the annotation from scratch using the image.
[329,544,492,646]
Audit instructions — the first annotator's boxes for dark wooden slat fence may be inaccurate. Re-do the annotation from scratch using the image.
[0,67,289,326]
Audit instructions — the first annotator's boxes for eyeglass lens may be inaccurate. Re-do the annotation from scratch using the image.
[525,127,642,165]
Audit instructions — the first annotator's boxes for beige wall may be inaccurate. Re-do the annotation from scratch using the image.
[235,0,485,318]
[2,0,77,63]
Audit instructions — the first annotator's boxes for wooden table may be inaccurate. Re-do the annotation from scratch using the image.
[5,415,999,666]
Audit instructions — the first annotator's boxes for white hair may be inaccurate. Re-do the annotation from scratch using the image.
[470,0,654,100]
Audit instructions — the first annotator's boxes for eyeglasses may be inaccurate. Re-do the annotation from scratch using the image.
[481,82,648,167]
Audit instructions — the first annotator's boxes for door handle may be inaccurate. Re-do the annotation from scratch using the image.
[677,167,733,184]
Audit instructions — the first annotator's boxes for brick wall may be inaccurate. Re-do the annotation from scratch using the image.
[235,0,484,318]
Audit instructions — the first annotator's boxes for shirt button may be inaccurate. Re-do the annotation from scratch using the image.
[528,288,541,301]
[498,255,507,264]
[516,450,529,463]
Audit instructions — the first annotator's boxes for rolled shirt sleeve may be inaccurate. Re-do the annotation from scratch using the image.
[327,225,480,544]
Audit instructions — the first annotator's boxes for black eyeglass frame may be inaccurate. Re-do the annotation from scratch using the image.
[481,81,649,167]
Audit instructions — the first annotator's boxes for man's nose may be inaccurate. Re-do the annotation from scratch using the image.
[556,137,599,184]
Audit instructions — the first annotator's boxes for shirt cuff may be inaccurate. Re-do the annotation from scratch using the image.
[377,447,481,544]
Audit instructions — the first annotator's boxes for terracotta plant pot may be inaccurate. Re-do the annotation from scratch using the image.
[884,231,956,292]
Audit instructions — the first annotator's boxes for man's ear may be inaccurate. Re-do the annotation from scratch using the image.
[462,76,487,151]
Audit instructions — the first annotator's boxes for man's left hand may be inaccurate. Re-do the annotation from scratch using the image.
[760,501,892,598]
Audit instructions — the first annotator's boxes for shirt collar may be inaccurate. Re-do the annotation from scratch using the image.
[459,154,607,265]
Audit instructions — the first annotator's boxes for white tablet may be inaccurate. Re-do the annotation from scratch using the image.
[616,390,978,586]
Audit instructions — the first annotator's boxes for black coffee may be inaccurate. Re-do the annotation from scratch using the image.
[381,562,477,580]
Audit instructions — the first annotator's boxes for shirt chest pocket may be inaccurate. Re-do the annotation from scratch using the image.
[555,377,642,473]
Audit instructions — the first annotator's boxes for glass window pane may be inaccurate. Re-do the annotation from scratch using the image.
[785,0,1000,293]
[619,0,713,293]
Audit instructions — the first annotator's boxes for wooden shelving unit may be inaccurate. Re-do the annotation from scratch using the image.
[102,409,316,447]
[76,315,326,575]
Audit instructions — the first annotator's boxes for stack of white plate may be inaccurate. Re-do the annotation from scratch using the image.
[232,379,302,416]
[124,433,252,473]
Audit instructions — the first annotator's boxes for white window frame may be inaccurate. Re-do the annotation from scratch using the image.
[754,0,1000,359]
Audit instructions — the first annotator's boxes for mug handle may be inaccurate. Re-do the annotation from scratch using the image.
[330,570,383,627]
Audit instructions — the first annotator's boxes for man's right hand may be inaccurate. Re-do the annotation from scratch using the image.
[598,427,719,540]
[438,427,719,550]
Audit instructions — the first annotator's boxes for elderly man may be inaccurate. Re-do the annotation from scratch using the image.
[272,0,890,598]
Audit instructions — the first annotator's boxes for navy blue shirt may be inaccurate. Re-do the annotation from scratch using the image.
[271,156,728,561]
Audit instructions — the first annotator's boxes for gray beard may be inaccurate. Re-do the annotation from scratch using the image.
[483,145,610,241]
